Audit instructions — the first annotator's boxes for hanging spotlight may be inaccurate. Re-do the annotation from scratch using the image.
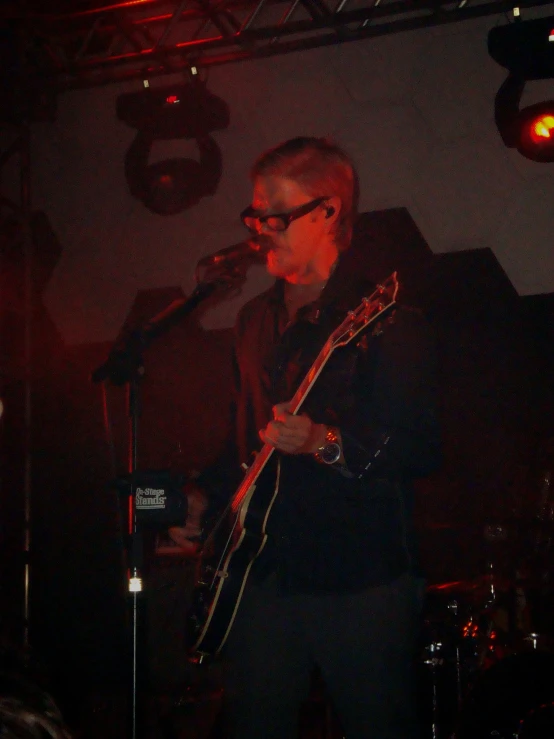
[528,112,554,141]
[518,101,554,161]
[488,15,554,162]
[117,75,230,215]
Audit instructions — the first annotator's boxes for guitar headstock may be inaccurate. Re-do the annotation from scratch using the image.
[329,272,399,349]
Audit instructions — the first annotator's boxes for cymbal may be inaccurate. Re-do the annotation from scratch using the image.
[427,580,481,594]
[427,575,514,595]
[417,521,477,531]
[417,521,515,538]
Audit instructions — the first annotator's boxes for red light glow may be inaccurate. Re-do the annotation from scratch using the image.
[166,94,180,104]
[529,114,554,142]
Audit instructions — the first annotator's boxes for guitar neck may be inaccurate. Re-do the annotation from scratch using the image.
[229,273,399,515]
[230,341,334,513]
[288,339,333,417]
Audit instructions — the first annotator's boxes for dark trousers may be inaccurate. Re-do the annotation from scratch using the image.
[223,572,424,739]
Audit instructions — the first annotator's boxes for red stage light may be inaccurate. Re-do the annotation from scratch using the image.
[490,17,554,161]
[118,81,229,214]
[529,113,554,142]
[518,103,554,160]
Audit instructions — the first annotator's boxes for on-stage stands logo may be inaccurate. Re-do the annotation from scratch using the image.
[136,487,167,509]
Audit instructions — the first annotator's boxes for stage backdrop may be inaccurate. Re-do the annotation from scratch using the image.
[1,9,554,699]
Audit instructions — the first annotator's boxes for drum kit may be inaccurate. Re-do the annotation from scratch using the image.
[419,499,554,739]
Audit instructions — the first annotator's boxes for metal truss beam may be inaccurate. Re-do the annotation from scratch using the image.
[2,0,554,90]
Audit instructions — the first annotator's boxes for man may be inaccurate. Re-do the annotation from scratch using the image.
[196,137,441,739]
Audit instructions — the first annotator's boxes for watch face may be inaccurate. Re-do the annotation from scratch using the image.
[321,442,341,465]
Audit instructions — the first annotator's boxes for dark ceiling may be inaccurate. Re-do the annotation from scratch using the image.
[0,0,553,92]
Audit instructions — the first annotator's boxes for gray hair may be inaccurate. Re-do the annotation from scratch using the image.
[251,136,359,251]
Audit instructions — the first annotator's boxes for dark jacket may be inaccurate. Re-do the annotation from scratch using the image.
[200,244,442,593]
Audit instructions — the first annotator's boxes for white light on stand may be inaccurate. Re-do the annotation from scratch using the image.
[129,577,143,593]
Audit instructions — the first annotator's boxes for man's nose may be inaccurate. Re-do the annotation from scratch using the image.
[248,220,265,235]
[258,220,276,234]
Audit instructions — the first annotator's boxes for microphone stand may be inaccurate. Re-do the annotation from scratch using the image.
[91,269,246,739]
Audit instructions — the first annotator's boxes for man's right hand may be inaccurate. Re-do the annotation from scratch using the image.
[167,482,208,555]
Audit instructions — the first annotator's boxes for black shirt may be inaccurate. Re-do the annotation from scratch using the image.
[200,243,442,593]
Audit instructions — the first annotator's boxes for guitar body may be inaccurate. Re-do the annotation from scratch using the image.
[187,273,399,660]
[187,460,280,658]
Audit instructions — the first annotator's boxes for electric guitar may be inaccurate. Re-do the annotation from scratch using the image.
[187,272,400,659]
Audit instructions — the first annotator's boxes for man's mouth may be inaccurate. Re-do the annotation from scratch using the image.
[260,240,280,255]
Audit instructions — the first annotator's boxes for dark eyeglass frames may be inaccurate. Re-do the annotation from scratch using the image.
[240,196,329,233]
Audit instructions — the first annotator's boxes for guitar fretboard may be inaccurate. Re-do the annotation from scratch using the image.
[230,339,334,513]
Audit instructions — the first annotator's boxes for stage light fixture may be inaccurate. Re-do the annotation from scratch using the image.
[529,112,554,141]
[494,72,554,162]
[488,15,554,162]
[117,78,230,215]
[518,101,554,161]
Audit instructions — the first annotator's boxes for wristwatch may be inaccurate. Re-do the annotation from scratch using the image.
[314,426,342,465]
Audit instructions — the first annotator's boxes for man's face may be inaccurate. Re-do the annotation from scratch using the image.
[250,175,330,281]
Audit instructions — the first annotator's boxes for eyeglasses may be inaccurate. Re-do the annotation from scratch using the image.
[240,196,328,233]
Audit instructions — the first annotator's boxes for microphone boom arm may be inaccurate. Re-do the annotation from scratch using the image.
[91,279,221,384]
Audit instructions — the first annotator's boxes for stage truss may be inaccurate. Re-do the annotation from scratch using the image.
[1,0,553,91]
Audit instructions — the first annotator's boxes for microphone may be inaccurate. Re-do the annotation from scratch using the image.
[197,238,269,268]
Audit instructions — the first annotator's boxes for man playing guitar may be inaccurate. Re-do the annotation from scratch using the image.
[190,136,441,739]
